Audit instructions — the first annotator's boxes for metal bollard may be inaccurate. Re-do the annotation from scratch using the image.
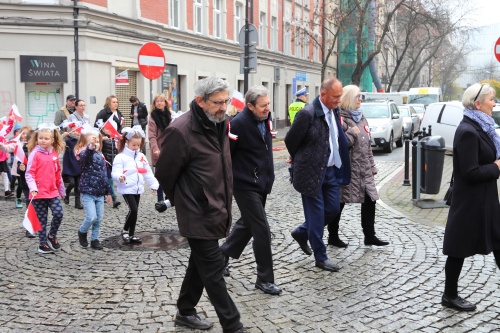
[411,139,418,199]
[403,135,411,186]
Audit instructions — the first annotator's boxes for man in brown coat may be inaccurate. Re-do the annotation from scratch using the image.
[155,77,247,333]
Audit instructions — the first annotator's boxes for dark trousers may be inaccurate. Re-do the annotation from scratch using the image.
[328,191,377,239]
[445,252,500,298]
[122,194,140,236]
[221,190,274,283]
[178,238,243,333]
[295,166,340,261]
[65,175,81,199]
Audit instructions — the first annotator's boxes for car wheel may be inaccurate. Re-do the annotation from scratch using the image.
[395,129,404,147]
[384,133,394,153]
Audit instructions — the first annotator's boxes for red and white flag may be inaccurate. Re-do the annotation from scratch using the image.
[102,118,122,139]
[123,168,147,176]
[13,132,27,164]
[9,104,22,122]
[23,202,42,235]
[230,90,245,110]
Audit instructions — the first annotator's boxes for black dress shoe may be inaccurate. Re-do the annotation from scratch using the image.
[175,311,213,330]
[442,294,476,311]
[291,230,312,255]
[364,236,389,246]
[315,259,340,272]
[328,237,348,248]
[255,280,282,295]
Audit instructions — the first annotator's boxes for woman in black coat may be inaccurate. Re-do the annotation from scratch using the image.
[442,83,500,311]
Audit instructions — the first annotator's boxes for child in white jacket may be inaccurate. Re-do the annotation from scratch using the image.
[111,125,159,244]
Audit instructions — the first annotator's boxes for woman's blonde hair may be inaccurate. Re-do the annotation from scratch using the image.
[103,95,119,109]
[74,132,103,154]
[340,85,361,111]
[27,128,65,153]
[150,93,170,113]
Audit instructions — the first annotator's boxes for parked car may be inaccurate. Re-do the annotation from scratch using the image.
[408,103,425,123]
[398,104,420,139]
[421,101,500,150]
[362,101,404,153]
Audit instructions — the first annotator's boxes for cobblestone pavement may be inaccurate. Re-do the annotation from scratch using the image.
[0,145,499,332]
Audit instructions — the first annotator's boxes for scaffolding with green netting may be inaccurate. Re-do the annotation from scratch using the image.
[337,0,373,92]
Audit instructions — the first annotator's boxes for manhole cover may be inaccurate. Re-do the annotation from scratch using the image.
[102,230,188,251]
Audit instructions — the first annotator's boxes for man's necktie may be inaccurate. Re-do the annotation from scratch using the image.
[327,110,342,168]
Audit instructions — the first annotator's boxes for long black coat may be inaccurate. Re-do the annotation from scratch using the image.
[443,117,500,258]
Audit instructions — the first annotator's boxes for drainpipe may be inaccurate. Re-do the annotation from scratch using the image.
[73,0,79,97]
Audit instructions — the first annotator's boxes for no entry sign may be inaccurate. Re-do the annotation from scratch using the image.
[137,42,165,80]
[495,37,500,63]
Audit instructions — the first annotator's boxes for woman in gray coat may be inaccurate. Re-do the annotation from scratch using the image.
[441,83,500,311]
[327,85,389,247]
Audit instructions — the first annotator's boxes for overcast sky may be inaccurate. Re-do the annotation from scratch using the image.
[470,0,500,27]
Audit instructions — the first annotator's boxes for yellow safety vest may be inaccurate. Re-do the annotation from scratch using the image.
[288,101,306,124]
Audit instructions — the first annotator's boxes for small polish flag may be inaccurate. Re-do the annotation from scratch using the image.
[13,132,27,164]
[9,104,22,122]
[230,90,245,110]
[0,117,7,124]
[123,168,147,176]
[23,202,42,235]
[268,120,277,138]
[102,118,122,139]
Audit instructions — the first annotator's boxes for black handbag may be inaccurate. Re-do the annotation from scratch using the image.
[443,175,453,206]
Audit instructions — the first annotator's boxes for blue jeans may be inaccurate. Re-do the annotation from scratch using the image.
[79,194,104,241]
[295,166,340,261]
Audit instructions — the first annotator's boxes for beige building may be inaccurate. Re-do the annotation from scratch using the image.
[0,0,333,129]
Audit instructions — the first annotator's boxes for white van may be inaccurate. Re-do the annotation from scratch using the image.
[420,102,463,150]
[421,102,500,150]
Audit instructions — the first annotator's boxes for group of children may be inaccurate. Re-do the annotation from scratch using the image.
[1,118,161,254]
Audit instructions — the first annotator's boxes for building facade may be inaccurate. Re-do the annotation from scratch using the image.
[0,0,335,129]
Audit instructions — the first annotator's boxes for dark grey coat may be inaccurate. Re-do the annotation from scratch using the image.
[443,117,500,258]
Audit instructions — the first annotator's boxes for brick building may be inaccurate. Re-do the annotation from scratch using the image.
[0,0,334,129]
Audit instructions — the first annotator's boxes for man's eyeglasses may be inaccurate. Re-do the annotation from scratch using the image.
[208,99,230,106]
[474,85,484,102]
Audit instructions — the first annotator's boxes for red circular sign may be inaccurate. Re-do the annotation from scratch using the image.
[495,37,500,63]
[137,42,165,80]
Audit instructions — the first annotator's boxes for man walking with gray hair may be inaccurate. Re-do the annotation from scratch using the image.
[155,77,247,333]
[221,85,282,295]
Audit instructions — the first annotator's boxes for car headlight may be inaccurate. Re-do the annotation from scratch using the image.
[370,126,386,133]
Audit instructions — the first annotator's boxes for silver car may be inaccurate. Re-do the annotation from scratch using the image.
[362,101,404,153]
[398,105,420,139]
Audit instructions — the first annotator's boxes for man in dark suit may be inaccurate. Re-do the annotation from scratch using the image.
[285,78,351,272]
[220,85,281,295]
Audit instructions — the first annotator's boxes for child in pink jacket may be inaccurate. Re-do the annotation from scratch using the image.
[26,124,66,254]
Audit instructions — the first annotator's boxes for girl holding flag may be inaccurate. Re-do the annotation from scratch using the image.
[26,123,66,254]
[0,114,15,198]
[75,126,112,250]
[112,125,158,244]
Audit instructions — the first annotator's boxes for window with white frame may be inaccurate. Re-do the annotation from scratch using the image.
[170,0,181,29]
[313,35,319,62]
[271,17,278,51]
[213,0,222,39]
[259,12,267,49]
[304,35,309,59]
[194,0,203,34]
[284,23,291,55]
[235,2,244,41]
[295,27,301,57]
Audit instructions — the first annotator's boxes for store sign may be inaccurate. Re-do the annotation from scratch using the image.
[20,55,68,82]
[115,70,129,85]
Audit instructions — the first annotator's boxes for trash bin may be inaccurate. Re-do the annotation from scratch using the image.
[419,136,446,194]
